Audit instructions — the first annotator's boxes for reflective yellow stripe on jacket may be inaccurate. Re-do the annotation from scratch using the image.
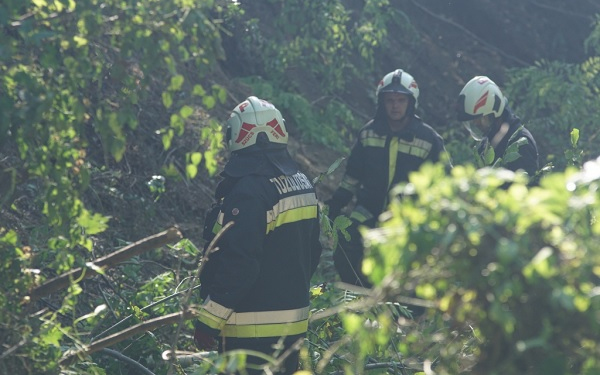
[360,129,433,159]
[222,306,310,338]
[266,193,318,234]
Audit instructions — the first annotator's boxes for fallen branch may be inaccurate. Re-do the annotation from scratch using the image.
[61,222,234,368]
[60,309,196,366]
[28,227,183,303]
[100,348,156,375]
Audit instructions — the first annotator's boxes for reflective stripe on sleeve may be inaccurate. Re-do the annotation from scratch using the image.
[340,175,360,193]
[197,298,234,331]
[349,205,374,223]
[211,211,225,235]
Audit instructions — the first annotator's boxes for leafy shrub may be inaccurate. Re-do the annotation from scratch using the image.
[353,162,600,374]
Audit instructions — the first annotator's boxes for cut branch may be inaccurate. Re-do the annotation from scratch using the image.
[60,309,197,366]
[28,227,183,303]
[100,348,156,375]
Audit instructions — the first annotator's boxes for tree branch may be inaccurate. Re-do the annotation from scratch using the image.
[60,309,197,367]
[28,227,182,303]
[100,348,156,375]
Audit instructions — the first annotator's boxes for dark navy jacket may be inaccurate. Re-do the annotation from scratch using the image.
[478,107,538,178]
[196,163,322,340]
[328,115,447,222]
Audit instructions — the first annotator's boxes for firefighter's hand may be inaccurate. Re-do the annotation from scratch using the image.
[194,326,217,351]
[324,199,341,221]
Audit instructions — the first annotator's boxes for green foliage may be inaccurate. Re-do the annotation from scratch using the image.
[351,162,600,374]
[0,0,230,373]
[565,128,584,167]
[505,55,600,169]
[240,76,360,152]
[2,0,600,374]
[227,0,416,151]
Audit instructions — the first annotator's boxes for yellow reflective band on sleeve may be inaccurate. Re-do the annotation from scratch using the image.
[349,205,374,223]
[222,319,309,338]
[211,211,225,235]
[198,309,227,330]
[340,175,359,193]
[198,298,234,331]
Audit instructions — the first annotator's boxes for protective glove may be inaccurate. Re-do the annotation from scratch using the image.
[194,325,217,351]
[324,198,341,220]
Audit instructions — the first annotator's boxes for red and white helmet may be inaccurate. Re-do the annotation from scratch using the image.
[376,69,419,108]
[226,96,288,152]
[456,76,507,121]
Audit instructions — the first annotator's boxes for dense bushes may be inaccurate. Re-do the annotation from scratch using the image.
[355,162,600,374]
[1,0,600,374]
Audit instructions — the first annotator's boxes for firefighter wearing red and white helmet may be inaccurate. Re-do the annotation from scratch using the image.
[194,96,322,374]
[376,68,420,115]
[226,96,288,152]
[326,69,449,288]
[456,76,539,179]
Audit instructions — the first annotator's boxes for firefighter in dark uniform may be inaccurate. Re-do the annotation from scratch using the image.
[193,96,322,374]
[456,76,539,179]
[326,69,449,287]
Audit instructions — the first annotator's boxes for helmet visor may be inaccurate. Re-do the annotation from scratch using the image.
[462,121,485,141]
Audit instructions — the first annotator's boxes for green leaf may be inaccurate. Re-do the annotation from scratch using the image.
[77,210,109,235]
[482,144,495,165]
[202,95,216,110]
[162,91,173,109]
[170,114,185,135]
[189,152,202,165]
[327,157,345,175]
[570,128,580,147]
[169,74,185,91]
[162,129,174,150]
[186,163,198,179]
[180,105,194,119]
[192,84,206,97]
[40,325,63,347]
[73,35,88,47]
[342,313,362,334]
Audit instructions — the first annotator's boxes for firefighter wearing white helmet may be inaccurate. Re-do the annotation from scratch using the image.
[456,76,539,179]
[326,69,449,288]
[194,96,322,374]
[376,68,420,120]
[226,96,288,152]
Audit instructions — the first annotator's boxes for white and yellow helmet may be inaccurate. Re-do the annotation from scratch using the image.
[226,96,288,152]
[456,76,507,121]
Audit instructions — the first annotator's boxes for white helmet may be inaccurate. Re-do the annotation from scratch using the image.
[376,69,419,108]
[226,96,288,152]
[456,76,507,121]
